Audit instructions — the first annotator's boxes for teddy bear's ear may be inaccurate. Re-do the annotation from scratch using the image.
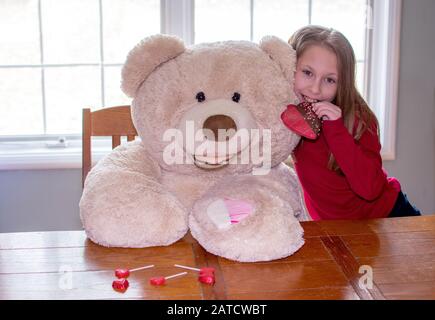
[121,34,185,97]
[259,35,296,84]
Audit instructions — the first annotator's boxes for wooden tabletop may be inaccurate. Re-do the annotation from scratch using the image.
[1,216,434,300]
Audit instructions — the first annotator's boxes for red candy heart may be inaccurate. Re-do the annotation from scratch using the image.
[173,264,216,285]
[112,278,129,293]
[199,267,215,277]
[281,102,322,139]
[150,277,166,286]
[115,268,130,279]
[198,268,215,285]
[150,271,187,286]
[198,275,215,285]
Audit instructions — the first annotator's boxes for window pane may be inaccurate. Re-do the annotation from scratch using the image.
[44,66,101,134]
[104,66,131,107]
[195,0,250,43]
[103,0,160,63]
[0,0,40,65]
[41,0,100,64]
[311,0,367,60]
[356,61,365,98]
[253,0,308,42]
[0,68,44,135]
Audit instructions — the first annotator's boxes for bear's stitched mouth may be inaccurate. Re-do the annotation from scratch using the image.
[192,154,233,169]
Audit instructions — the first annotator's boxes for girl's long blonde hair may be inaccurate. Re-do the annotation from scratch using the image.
[289,25,379,172]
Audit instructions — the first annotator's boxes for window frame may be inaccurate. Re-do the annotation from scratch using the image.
[366,0,402,160]
[0,0,401,170]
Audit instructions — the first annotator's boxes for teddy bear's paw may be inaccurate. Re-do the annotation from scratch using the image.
[206,198,254,230]
[80,182,189,248]
[189,193,305,262]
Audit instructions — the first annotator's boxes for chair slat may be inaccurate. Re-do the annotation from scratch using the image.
[112,135,121,149]
[82,109,92,188]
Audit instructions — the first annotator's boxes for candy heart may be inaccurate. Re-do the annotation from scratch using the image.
[150,277,166,286]
[112,278,129,292]
[281,102,322,139]
[199,267,215,277]
[150,271,187,286]
[224,198,253,224]
[115,268,130,278]
[198,275,215,285]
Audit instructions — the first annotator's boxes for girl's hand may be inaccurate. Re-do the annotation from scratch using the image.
[312,101,342,121]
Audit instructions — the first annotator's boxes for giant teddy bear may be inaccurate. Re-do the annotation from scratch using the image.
[80,34,311,262]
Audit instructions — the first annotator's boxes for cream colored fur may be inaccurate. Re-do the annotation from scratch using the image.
[80,34,310,262]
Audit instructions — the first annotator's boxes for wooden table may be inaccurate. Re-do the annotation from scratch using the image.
[1,216,434,300]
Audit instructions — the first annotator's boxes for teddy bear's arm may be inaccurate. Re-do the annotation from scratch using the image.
[272,163,311,221]
[79,141,189,247]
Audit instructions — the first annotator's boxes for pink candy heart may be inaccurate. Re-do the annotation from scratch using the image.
[224,198,254,224]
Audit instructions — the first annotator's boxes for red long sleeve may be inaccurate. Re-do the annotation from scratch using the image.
[293,117,400,220]
[322,118,387,201]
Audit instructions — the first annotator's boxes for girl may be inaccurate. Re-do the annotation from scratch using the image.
[286,25,420,220]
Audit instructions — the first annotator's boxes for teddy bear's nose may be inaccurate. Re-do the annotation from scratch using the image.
[203,115,237,141]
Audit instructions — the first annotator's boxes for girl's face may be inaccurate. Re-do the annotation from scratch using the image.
[294,45,338,103]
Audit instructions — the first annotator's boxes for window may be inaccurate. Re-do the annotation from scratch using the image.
[367,0,402,160]
[0,0,159,137]
[0,0,401,169]
[194,0,368,101]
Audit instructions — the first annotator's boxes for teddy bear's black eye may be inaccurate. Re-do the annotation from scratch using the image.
[232,92,241,103]
[196,92,206,102]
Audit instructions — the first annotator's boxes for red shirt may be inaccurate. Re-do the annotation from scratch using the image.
[293,117,401,220]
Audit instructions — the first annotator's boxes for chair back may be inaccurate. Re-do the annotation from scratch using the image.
[82,105,137,187]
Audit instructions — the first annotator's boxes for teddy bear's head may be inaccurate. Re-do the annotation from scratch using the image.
[121,34,300,175]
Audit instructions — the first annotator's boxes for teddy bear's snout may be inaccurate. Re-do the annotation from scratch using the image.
[203,115,237,141]
[177,98,259,169]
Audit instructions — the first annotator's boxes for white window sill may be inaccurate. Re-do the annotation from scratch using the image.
[0,140,111,171]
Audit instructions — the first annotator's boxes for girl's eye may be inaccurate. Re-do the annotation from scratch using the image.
[326,78,336,84]
[302,69,312,77]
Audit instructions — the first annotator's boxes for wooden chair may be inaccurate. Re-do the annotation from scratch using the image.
[82,105,137,188]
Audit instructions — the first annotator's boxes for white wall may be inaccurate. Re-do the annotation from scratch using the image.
[0,169,83,232]
[383,0,435,215]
